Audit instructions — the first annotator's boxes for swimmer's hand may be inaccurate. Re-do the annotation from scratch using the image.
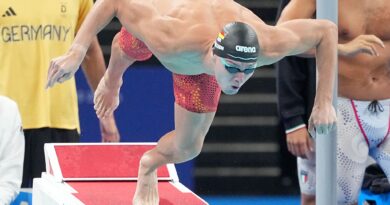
[46,44,87,89]
[308,101,336,137]
[338,35,385,57]
[94,74,122,119]
[287,127,314,159]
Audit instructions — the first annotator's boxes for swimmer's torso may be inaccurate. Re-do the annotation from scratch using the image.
[338,0,390,100]
[117,0,263,75]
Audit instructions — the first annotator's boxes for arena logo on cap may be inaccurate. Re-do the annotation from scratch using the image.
[235,45,256,53]
[214,42,224,51]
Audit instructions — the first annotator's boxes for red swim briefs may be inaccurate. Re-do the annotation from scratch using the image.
[118,27,153,61]
[173,73,221,113]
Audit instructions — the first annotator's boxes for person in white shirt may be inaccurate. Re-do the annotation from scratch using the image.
[0,96,25,205]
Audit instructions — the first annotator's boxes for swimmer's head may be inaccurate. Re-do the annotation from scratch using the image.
[212,22,260,63]
[212,22,259,95]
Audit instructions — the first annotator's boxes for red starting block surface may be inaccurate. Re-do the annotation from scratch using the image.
[33,143,208,205]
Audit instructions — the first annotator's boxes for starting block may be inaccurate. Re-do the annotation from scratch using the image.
[33,143,208,205]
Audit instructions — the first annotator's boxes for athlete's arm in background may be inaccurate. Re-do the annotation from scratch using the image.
[277,0,384,57]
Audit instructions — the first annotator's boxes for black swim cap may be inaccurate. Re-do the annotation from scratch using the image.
[212,22,260,63]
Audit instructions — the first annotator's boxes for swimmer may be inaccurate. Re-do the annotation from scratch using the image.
[46,0,338,204]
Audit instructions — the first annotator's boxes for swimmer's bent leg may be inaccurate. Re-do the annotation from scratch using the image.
[133,74,221,205]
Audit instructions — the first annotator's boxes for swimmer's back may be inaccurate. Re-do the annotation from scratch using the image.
[117,0,254,54]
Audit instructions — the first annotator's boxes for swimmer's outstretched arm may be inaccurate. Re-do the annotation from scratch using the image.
[240,8,337,134]
[46,0,155,88]
[71,0,154,52]
[45,0,122,88]
[268,19,338,134]
[277,0,315,24]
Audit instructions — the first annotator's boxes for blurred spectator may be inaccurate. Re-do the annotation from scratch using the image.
[0,0,120,188]
[0,96,24,205]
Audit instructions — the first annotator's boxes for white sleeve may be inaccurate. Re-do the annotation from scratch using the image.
[0,100,25,205]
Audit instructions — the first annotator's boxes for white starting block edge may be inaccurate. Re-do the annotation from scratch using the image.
[44,143,179,183]
[170,181,209,204]
[33,173,84,205]
[35,143,208,205]
[32,173,209,205]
